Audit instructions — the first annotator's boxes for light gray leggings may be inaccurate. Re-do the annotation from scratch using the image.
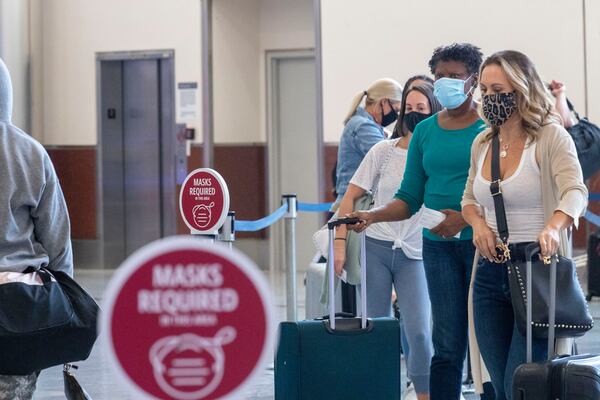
[0,372,38,400]
[365,236,432,394]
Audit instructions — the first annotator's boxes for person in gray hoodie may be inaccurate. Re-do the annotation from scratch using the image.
[0,58,73,399]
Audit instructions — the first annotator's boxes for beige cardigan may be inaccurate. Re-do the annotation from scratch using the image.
[461,122,588,393]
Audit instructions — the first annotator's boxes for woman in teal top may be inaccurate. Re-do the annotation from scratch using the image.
[350,43,492,400]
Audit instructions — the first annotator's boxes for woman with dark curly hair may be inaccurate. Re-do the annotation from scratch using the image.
[350,43,486,400]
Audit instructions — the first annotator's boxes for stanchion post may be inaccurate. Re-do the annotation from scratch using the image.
[217,211,236,251]
[282,194,298,321]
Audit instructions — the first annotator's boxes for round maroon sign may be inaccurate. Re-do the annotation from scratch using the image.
[101,237,275,400]
[179,169,229,234]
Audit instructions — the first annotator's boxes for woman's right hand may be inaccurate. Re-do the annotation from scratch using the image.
[472,219,498,261]
[549,80,567,98]
[333,240,346,277]
[347,210,374,232]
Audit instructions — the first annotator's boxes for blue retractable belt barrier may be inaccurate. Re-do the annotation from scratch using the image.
[589,193,600,201]
[297,202,333,213]
[585,211,600,227]
[234,204,288,232]
[233,201,332,232]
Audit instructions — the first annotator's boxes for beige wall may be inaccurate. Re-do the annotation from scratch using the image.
[31,0,595,145]
[0,0,30,131]
[320,0,590,142]
[35,0,314,146]
[37,0,202,146]
[258,0,315,143]
[586,0,600,123]
[213,0,314,143]
[213,0,261,144]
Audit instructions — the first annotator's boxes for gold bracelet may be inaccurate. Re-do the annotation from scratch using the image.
[334,238,346,241]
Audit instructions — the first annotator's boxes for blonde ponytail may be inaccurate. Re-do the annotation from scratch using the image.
[342,78,403,125]
[343,91,368,125]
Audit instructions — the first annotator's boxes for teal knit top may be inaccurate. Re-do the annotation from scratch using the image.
[394,113,486,241]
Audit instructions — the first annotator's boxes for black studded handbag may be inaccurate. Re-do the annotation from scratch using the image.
[489,134,593,339]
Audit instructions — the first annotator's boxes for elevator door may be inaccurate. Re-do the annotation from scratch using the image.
[122,60,162,253]
[98,51,177,269]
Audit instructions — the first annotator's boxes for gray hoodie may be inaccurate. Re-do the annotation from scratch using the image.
[0,58,73,275]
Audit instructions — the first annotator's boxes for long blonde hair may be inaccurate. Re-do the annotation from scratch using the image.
[479,50,561,140]
[343,78,403,125]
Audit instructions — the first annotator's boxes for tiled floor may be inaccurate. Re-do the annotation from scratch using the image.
[32,268,600,400]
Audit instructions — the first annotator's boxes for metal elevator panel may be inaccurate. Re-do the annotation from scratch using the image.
[122,59,162,256]
[99,51,178,269]
[100,61,126,269]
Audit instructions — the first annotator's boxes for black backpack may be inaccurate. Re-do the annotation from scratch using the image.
[566,98,600,179]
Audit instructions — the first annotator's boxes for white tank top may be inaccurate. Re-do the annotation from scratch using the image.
[472,141,545,243]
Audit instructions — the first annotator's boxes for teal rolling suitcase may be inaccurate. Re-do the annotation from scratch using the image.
[275,218,401,399]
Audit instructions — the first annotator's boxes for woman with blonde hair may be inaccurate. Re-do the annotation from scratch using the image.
[334,78,403,205]
[461,50,587,399]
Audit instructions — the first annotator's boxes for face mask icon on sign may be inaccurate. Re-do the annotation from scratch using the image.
[192,202,215,229]
[149,327,237,400]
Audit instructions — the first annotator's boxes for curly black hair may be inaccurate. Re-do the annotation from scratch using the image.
[428,43,483,75]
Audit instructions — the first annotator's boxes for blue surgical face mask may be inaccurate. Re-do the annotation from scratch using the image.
[433,74,474,109]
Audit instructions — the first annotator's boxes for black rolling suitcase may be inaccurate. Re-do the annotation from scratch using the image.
[587,230,600,301]
[512,245,600,399]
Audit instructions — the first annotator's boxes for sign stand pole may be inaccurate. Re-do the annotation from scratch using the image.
[190,230,218,241]
[282,194,298,322]
[217,211,236,251]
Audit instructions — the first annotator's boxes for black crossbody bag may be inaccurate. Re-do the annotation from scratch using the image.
[489,134,592,339]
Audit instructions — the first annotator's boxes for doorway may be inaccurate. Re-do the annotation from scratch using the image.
[267,49,321,272]
[97,50,178,269]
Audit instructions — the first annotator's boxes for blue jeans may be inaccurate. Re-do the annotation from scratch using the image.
[365,237,432,394]
[422,237,475,400]
[473,258,547,400]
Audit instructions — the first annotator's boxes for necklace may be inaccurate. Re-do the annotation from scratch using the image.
[498,134,521,158]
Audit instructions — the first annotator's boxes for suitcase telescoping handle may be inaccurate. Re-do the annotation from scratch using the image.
[327,217,367,330]
[524,242,556,363]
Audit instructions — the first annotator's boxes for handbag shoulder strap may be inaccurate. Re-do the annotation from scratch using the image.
[565,97,581,121]
[490,134,510,244]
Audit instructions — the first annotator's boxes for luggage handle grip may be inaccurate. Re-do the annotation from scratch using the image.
[525,242,541,261]
[328,225,367,331]
[327,217,360,229]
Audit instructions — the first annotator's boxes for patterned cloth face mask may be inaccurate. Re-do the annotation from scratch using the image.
[482,92,517,127]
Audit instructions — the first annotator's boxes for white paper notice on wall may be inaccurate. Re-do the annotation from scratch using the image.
[177,82,198,122]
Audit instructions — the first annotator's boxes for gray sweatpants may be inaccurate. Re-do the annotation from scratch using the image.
[365,236,432,394]
[0,373,38,400]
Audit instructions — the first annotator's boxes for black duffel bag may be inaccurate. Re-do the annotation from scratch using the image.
[0,268,99,375]
[565,98,600,179]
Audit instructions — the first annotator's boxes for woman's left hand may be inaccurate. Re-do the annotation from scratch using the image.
[538,224,560,257]
[430,209,467,239]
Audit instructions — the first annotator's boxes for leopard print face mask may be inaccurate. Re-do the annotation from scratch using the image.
[482,92,517,127]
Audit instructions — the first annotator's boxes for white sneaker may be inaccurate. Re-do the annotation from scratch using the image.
[403,382,417,400]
